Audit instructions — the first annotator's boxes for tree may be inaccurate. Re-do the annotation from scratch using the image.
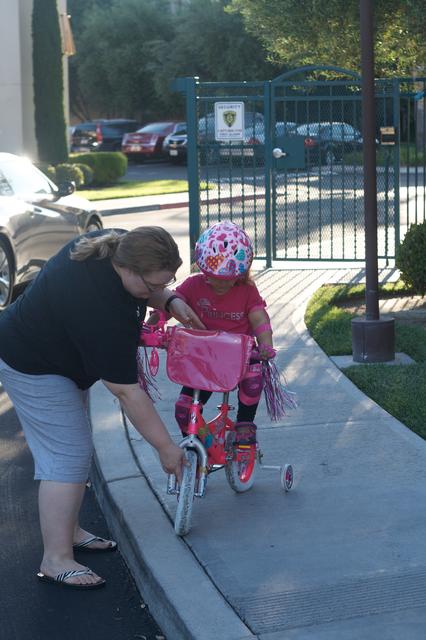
[148,0,279,115]
[69,0,279,121]
[228,0,426,77]
[32,0,68,163]
[70,0,174,121]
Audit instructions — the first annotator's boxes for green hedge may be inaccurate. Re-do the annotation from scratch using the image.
[55,163,84,188]
[396,222,426,296]
[32,0,68,163]
[69,152,127,185]
[36,162,57,182]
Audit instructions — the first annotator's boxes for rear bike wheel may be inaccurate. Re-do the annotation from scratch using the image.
[225,444,257,493]
[174,449,197,536]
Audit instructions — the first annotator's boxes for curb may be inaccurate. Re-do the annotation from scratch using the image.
[100,200,189,216]
[97,193,260,217]
[89,381,255,640]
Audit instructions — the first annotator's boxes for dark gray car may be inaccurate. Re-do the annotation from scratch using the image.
[0,153,103,309]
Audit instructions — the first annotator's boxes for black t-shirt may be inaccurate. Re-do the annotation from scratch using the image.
[0,230,147,389]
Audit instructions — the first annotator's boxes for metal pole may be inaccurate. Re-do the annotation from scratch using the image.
[360,0,379,320]
[351,0,395,362]
[185,77,201,266]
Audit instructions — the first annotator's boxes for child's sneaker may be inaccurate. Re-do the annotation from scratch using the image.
[234,421,257,446]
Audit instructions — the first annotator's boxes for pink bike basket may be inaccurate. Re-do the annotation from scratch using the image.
[166,328,254,392]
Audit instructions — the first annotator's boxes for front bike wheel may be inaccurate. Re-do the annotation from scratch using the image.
[225,445,257,493]
[174,449,197,536]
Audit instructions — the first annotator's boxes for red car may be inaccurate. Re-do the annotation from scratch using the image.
[121,121,183,162]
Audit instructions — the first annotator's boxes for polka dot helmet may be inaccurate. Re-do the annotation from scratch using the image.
[195,220,254,279]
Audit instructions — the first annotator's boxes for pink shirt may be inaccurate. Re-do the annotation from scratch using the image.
[175,274,266,335]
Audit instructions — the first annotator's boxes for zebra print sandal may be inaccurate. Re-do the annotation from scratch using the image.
[73,535,117,553]
[37,568,106,589]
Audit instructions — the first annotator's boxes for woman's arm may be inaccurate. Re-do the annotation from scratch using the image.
[147,288,205,329]
[102,379,186,481]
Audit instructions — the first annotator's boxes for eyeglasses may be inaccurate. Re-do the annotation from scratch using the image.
[140,274,176,293]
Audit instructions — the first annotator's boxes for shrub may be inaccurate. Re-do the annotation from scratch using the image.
[55,163,84,189]
[36,162,57,182]
[71,163,94,187]
[69,152,127,185]
[32,0,68,163]
[396,222,426,296]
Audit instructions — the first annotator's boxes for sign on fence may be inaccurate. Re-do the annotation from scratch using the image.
[214,102,245,141]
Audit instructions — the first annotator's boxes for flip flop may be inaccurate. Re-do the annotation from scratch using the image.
[37,568,106,589]
[73,535,117,553]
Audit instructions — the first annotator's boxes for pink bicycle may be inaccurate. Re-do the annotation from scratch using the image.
[140,319,294,536]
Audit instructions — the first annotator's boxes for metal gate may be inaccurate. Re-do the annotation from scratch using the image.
[176,67,426,264]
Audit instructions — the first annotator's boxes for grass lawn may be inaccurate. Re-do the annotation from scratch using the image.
[78,179,190,201]
[304,282,426,439]
[345,144,425,167]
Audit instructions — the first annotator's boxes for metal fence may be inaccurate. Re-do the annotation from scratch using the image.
[177,66,425,265]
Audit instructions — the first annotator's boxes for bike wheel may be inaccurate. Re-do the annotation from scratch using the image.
[174,449,197,536]
[225,445,257,493]
[280,464,294,492]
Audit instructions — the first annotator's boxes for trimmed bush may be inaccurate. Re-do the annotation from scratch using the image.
[396,222,426,296]
[55,163,85,189]
[69,152,127,185]
[32,0,68,163]
[36,162,57,182]
[72,163,94,187]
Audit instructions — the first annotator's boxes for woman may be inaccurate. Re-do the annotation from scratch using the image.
[0,226,203,589]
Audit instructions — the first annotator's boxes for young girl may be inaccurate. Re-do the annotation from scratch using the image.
[166,220,276,446]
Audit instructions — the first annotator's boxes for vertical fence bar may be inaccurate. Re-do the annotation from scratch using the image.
[185,77,200,265]
[393,78,401,249]
[263,80,272,267]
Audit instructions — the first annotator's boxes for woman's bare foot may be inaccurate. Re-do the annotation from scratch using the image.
[39,557,104,586]
[73,526,117,551]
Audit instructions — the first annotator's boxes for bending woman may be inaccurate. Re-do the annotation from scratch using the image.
[0,226,202,589]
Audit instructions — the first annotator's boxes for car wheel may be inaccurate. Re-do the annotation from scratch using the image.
[0,236,15,311]
[325,148,337,166]
[85,218,103,233]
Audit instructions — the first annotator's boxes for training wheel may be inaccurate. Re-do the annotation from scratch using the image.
[280,464,293,492]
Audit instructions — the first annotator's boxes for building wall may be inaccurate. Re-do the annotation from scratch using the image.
[0,0,26,154]
[0,0,69,160]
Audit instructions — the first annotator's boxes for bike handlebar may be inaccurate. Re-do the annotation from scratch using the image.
[139,320,275,360]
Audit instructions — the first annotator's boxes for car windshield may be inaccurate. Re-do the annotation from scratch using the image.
[73,124,96,133]
[137,123,175,134]
[296,123,321,136]
[0,158,52,196]
[102,123,138,135]
[0,169,13,196]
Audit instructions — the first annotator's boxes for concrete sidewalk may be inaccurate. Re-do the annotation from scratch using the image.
[89,265,426,640]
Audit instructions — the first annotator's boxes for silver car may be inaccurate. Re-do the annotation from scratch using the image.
[0,153,103,310]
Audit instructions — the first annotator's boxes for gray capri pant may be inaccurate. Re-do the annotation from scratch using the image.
[0,358,93,482]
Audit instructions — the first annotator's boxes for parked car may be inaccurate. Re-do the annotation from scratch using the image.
[70,119,141,152]
[163,123,187,164]
[295,122,364,165]
[218,121,297,164]
[122,122,184,163]
[0,153,103,310]
[199,111,264,164]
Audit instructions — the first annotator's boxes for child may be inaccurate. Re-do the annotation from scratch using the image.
[167,220,276,446]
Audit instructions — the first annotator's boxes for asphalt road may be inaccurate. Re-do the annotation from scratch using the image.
[0,386,165,640]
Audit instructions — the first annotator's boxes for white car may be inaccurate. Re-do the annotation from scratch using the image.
[0,153,103,309]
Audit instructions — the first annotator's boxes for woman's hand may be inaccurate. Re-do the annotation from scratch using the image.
[157,442,188,483]
[168,297,205,329]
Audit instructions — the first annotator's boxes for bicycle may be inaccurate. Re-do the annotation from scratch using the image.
[139,319,294,536]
